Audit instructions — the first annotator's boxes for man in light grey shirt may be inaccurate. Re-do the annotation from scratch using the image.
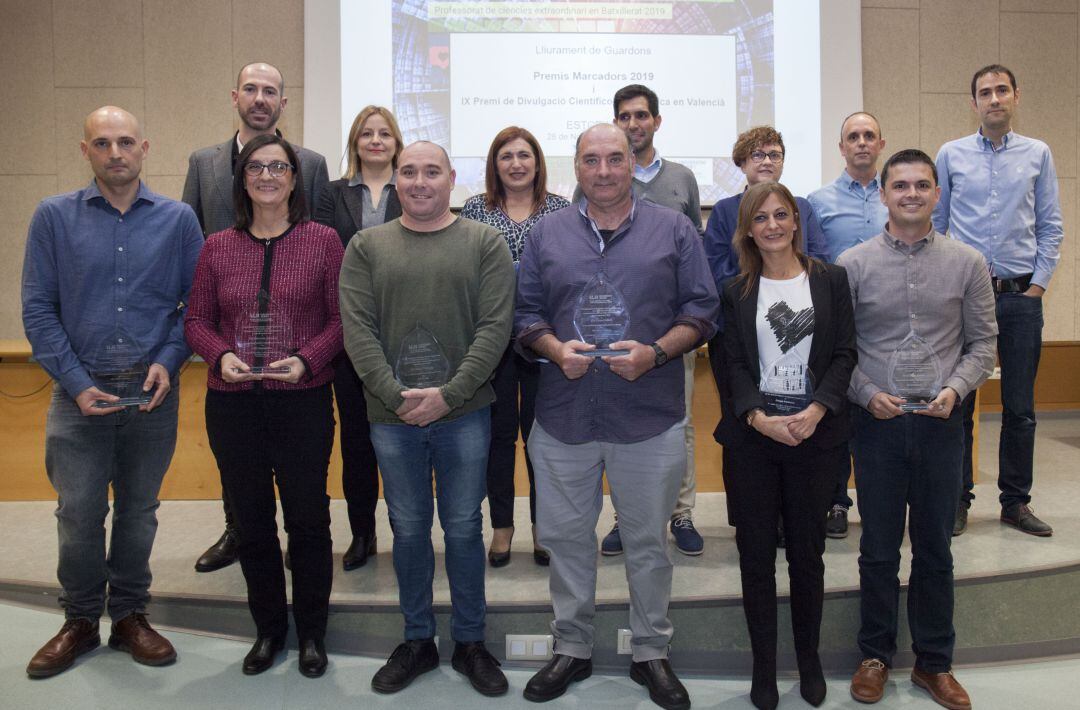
[837,149,995,710]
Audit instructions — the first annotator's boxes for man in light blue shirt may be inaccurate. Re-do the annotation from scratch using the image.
[808,112,889,539]
[933,64,1063,538]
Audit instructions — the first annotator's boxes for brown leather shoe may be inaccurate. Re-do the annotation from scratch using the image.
[850,658,888,703]
[911,668,971,710]
[26,618,100,678]
[108,613,176,666]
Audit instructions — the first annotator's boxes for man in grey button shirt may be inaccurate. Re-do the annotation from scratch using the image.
[837,149,996,710]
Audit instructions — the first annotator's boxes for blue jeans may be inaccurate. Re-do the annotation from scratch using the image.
[995,293,1043,509]
[44,383,179,622]
[960,293,1043,509]
[853,406,962,673]
[370,408,490,643]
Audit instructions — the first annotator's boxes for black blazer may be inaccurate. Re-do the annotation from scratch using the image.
[714,261,856,450]
[313,178,402,247]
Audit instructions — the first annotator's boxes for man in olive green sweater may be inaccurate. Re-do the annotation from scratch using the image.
[339,142,515,697]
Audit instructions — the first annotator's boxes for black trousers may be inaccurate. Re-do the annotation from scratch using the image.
[726,433,843,671]
[206,386,334,640]
[333,356,381,538]
[486,343,539,529]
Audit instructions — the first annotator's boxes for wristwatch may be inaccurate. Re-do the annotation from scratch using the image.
[651,343,669,367]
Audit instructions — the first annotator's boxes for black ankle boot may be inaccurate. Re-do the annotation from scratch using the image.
[750,659,779,710]
[798,651,826,706]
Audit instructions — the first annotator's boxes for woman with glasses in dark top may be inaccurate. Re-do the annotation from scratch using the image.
[314,105,404,571]
[715,181,855,709]
[185,133,343,679]
[460,126,569,567]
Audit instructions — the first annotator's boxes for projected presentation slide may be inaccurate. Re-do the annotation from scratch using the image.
[387,0,779,205]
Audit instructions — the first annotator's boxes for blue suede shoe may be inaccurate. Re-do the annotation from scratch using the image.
[601,522,623,556]
[670,516,704,556]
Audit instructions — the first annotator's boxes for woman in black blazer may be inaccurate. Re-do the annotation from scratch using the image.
[313,106,404,571]
[716,182,856,710]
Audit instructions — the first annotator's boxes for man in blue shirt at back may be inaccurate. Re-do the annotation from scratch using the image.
[933,64,1063,538]
[808,112,889,538]
[22,106,202,678]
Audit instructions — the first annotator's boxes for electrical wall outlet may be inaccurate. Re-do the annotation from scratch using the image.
[505,634,554,661]
[617,629,633,655]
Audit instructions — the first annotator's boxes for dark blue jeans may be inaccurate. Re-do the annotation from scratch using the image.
[853,406,962,673]
[45,383,179,622]
[960,292,1042,510]
[371,407,491,643]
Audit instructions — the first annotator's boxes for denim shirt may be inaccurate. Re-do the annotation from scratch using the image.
[22,180,203,399]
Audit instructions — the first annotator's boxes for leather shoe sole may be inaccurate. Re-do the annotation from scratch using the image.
[523,658,592,702]
[911,670,971,710]
[343,536,376,571]
[108,634,177,666]
[26,633,100,678]
[629,661,691,710]
[243,636,286,676]
[194,531,239,573]
[1000,510,1053,537]
[299,640,328,678]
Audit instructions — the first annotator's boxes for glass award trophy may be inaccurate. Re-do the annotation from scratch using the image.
[234,290,293,375]
[572,272,631,357]
[395,324,451,388]
[887,332,943,412]
[759,352,815,415]
[89,329,153,408]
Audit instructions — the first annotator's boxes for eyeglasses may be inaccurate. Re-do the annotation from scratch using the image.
[749,150,785,163]
[243,161,293,178]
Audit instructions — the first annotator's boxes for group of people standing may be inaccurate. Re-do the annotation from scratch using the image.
[20,58,1060,710]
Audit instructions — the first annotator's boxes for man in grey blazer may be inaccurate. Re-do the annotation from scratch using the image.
[182,61,329,572]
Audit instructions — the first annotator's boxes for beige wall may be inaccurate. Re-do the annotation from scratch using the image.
[863,0,1079,340]
[1,0,1077,340]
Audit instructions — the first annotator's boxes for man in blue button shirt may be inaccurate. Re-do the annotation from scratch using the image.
[21,106,202,678]
[933,65,1063,538]
[808,112,889,539]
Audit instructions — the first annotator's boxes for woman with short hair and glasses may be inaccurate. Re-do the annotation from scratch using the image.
[460,126,569,568]
[185,133,343,679]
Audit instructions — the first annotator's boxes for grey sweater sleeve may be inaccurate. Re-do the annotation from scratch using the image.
[439,232,515,410]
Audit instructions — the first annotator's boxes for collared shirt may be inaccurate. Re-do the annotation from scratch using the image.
[346,172,397,229]
[515,197,719,445]
[22,180,204,399]
[933,130,1063,289]
[807,170,888,263]
[703,191,829,330]
[634,151,663,184]
[836,229,997,410]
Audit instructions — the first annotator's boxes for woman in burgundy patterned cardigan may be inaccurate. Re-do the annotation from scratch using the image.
[185,134,343,679]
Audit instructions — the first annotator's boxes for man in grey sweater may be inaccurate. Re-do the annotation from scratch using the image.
[839,149,996,710]
[339,141,515,698]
